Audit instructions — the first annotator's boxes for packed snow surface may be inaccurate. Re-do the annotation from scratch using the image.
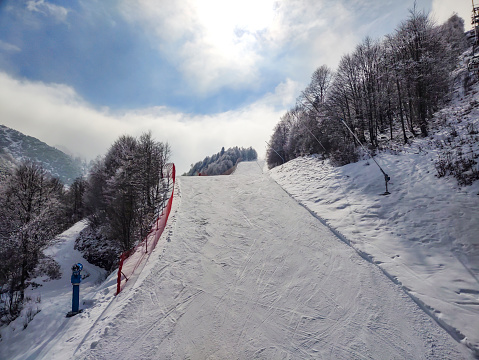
[1,161,474,359]
[78,162,469,359]
[270,150,479,354]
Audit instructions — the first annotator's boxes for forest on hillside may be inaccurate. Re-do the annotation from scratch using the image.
[186,146,258,176]
[267,8,468,169]
[0,132,171,324]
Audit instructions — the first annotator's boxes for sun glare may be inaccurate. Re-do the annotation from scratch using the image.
[195,0,276,39]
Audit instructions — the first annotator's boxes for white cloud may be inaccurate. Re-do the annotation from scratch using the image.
[118,0,362,95]
[431,0,470,26]
[262,0,359,72]
[0,40,21,53]
[0,72,300,174]
[26,0,69,23]
[0,72,123,160]
[119,0,270,94]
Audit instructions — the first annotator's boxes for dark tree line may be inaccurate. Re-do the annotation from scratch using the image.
[186,146,258,176]
[267,10,467,168]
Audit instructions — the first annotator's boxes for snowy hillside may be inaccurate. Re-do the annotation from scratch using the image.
[271,152,479,354]
[0,125,84,184]
[1,162,474,359]
[266,41,479,356]
[269,77,479,353]
[0,221,109,359]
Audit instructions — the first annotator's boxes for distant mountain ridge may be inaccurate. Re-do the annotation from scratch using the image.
[0,125,83,184]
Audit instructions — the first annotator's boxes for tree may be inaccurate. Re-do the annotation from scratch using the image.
[83,132,171,252]
[267,113,292,168]
[66,177,87,222]
[0,161,66,306]
[439,13,467,60]
[393,6,451,137]
[304,65,333,107]
[186,147,258,175]
[267,4,462,169]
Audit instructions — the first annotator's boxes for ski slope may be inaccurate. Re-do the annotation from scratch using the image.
[0,221,109,360]
[76,162,470,359]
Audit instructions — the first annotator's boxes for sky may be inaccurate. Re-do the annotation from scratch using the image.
[0,0,470,174]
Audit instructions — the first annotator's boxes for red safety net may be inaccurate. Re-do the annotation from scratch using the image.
[116,163,176,295]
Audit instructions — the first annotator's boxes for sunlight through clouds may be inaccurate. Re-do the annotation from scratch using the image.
[119,0,362,95]
[194,0,276,34]
[1,0,463,173]
[120,0,278,94]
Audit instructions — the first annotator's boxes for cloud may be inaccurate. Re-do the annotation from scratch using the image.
[26,0,69,22]
[0,72,300,174]
[261,0,360,72]
[0,40,21,53]
[118,0,268,94]
[0,72,124,161]
[431,0,470,25]
[118,0,365,95]
[2,0,423,113]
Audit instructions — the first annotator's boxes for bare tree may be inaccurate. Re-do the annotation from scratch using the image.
[83,132,171,251]
[0,161,66,305]
[267,4,462,169]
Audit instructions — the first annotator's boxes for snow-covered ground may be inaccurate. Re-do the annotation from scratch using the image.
[270,149,479,355]
[0,161,476,359]
[0,221,110,359]
[0,190,178,359]
[268,67,479,355]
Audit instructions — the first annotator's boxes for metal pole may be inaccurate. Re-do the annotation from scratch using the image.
[72,284,80,313]
[265,141,285,164]
[340,119,390,194]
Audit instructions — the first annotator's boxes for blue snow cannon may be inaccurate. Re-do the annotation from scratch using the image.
[71,263,83,284]
[67,263,83,317]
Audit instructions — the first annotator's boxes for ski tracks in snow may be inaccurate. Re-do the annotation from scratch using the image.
[78,163,473,359]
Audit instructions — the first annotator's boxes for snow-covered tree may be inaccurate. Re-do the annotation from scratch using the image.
[267,5,463,169]
[0,161,67,311]
[186,147,258,176]
[83,132,170,252]
[66,177,87,222]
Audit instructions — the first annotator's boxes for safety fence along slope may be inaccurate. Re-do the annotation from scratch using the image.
[116,163,176,295]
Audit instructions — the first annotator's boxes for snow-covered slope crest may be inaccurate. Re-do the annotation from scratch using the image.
[270,150,479,354]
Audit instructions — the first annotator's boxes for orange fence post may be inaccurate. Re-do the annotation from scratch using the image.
[116,253,125,295]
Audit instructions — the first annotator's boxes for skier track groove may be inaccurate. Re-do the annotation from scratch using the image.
[78,162,473,359]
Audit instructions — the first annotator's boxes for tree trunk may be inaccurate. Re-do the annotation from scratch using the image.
[396,75,408,144]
